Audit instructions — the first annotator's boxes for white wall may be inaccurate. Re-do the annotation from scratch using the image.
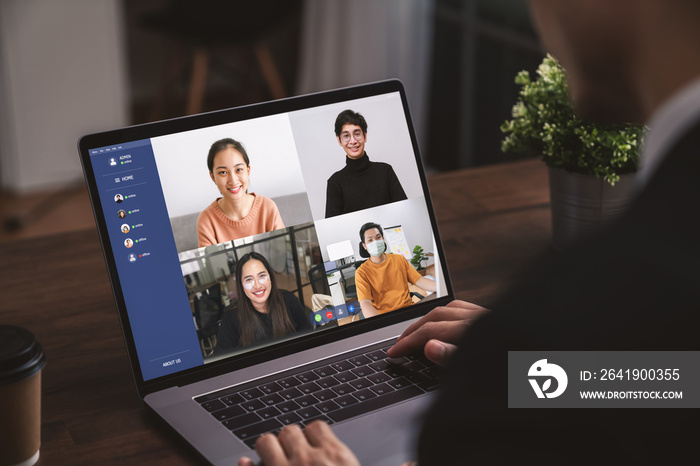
[151,114,308,218]
[0,0,128,192]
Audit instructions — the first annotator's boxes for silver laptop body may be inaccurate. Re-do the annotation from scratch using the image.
[78,80,453,464]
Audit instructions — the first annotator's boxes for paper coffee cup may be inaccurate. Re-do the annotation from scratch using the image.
[0,326,46,466]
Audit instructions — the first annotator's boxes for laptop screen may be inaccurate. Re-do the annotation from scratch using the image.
[80,81,451,383]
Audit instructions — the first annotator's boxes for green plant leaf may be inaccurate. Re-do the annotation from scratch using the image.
[500,54,645,185]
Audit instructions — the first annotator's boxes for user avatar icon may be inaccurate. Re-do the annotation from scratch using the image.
[118,209,127,219]
[129,254,137,262]
[114,193,124,203]
[124,238,134,248]
[121,224,130,234]
[110,158,117,166]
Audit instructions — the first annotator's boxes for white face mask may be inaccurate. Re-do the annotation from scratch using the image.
[366,239,386,257]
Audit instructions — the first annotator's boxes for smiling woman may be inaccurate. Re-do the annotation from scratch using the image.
[215,252,312,350]
[196,138,284,247]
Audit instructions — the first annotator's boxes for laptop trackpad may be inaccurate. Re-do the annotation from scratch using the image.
[338,393,433,465]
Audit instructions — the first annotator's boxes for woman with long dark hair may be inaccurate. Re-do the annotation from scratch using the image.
[216,252,312,349]
[197,138,284,247]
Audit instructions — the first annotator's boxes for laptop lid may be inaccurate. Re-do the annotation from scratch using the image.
[77,79,454,398]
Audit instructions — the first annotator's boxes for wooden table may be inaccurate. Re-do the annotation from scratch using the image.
[0,159,553,465]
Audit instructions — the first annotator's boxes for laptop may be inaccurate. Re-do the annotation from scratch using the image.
[78,80,454,465]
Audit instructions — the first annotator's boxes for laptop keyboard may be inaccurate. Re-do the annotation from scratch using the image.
[194,339,442,449]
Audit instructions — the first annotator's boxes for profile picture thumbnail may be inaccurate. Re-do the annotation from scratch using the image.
[114,193,124,203]
[121,224,130,234]
[124,238,134,248]
[118,209,127,219]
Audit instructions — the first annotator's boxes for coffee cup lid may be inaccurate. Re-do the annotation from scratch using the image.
[0,325,47,386]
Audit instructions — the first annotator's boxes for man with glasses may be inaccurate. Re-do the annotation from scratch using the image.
[325,109,407,218]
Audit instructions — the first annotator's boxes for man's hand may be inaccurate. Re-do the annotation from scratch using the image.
[238,421,360,466]
[387,300,487,367]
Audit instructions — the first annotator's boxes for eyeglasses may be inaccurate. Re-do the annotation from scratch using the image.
[340,130,365,143]
[242,273,270,290]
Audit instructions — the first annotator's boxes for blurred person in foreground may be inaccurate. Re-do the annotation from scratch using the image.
[240,1,700,464]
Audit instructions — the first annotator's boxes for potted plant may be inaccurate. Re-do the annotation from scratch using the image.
[501,54,645,251]
[410,245,432,275]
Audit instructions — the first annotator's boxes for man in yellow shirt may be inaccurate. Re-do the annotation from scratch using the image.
[355,222,437,318]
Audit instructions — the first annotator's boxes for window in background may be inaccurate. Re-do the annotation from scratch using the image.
[426,0,542,170]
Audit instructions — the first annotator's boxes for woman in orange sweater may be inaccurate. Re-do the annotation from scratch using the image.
[196,138,284,247]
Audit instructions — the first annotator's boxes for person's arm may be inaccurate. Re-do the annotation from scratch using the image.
[404,256,434,293]
[325,178,343,218]
[215,307,240,351]
[283,291,312,331]
[359,298,379,318]
[415,276,437,293]
[386,300,487,366]
[196,214,216,248]
[354,267,378,318]
[270,199,285,230]
[387,165,407,201]
[257,196,284,232]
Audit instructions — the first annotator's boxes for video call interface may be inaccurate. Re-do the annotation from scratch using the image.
[88,91,448,381]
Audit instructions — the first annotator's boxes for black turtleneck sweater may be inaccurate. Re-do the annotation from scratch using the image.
[325,153,407,218]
